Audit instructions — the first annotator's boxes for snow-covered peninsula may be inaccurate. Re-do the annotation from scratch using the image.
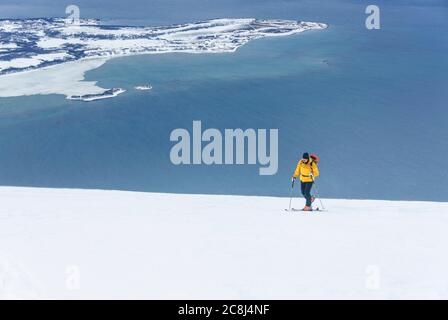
[0,18,327,100]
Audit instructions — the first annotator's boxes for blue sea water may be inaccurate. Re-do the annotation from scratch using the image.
[0,0,447,201]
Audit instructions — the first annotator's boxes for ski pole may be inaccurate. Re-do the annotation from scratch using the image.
[288,178,295,211]
[311,176,326,211]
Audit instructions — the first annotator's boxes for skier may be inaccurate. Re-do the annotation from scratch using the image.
[292,152,319,211]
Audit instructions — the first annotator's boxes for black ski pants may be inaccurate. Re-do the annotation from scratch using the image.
[301,181,314,207]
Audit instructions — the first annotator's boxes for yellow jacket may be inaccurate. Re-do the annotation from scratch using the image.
[293,159,319,182]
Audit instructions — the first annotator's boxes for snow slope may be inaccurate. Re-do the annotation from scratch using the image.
[0,187,447,299]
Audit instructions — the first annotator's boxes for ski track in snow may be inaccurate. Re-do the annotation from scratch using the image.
[0,18,327,99]
[1,186,448,299]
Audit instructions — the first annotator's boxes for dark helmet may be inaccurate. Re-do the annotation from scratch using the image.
[302,152,310,160]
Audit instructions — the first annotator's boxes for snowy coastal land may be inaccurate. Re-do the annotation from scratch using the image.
[1,187,447,299]
[0,18,327,100]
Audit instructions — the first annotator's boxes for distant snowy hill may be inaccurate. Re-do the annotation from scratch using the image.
[1,187,447,299]
[0,18,326,99]
[0,18,326,75]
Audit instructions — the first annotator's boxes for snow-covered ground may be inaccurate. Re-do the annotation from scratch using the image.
[1,186,447,300]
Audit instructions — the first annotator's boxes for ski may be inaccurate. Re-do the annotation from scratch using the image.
[284,207,327,212]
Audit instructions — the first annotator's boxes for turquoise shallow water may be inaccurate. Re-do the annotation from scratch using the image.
[0,1,447,200]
